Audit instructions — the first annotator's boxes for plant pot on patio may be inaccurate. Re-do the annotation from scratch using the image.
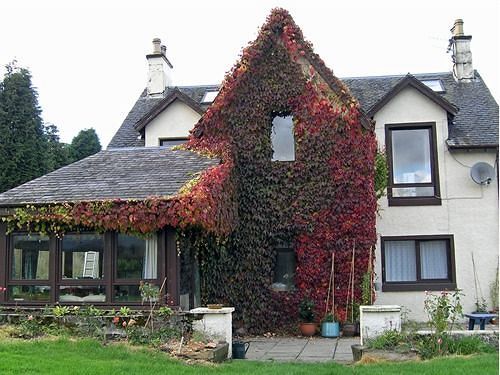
[321,321,340,338]
[342,322,357,337]
[299,322,318,336]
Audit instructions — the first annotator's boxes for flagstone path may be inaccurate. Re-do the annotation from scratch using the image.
[245,336,359,363]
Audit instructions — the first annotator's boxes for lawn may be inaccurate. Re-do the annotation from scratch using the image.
[0,338,498,375]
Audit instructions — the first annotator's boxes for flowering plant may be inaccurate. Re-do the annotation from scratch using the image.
[424,289,463,336]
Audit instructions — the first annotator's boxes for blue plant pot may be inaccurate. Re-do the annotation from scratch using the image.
[321,321,340,337]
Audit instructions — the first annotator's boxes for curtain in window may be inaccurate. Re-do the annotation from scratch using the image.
[420,240,448,279]
[142,236,157,279]
[22,250,39,280]
[385,241,416,282]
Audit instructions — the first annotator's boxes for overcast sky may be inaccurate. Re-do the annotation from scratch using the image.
[0,0,498,147]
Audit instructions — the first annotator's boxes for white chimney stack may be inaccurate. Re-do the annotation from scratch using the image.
[146,38,173,96]
[449,19,474,82]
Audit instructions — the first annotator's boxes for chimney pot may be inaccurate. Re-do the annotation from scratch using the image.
[451,19,464,37]
[152,38,161,54]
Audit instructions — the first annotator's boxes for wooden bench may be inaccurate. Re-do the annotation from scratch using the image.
[464,313,497,330]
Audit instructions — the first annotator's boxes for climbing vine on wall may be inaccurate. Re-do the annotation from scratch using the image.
[3,162,237,237]
[183,8,378,332]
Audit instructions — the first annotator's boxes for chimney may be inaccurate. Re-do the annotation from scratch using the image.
[146,38,173,96]
[449,19,474,82]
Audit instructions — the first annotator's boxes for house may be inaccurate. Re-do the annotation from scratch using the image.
[0,10,497,330]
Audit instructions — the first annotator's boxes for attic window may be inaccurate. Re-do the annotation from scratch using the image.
[421,80,445,92]
[201,91,219,103]
[271,115,295,161]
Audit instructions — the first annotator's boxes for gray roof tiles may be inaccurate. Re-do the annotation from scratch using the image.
[108,72,497,150]
[343,71,498,148]
[0,147,219,206]
[108,85,219,148]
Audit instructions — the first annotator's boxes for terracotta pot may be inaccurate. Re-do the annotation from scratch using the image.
[299,322,317,336]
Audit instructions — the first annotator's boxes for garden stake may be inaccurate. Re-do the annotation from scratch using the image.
[145,277,167,330]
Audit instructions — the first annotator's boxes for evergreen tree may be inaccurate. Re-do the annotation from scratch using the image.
[44,123,72,170]
[70,128,101,162]
[0,61,47,192]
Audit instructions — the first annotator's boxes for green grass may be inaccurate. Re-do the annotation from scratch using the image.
[0,338,498,375]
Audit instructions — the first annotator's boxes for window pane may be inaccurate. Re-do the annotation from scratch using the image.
[385,241,416,282]
[272,248,295,291]
[420,241,448,279]
[392,187,435,197]
[9,285,50,301]
[117,235,157,279]
[11,234,50,280]
[62,234,104,279]
[59,286,106,303]
[392,128,432,185]
[159,138,187,147]
[114,285,142,302]
[271,115,295,161]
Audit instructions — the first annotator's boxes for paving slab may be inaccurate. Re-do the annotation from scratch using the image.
[246,336,357,363]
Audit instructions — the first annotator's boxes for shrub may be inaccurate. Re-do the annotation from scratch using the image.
[299,299,315,323]
[366,330,410,350]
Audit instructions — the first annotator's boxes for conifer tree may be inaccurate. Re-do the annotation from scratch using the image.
[0,61,47,192]
[70,128,101,162]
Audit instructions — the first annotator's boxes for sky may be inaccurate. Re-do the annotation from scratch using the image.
[0,0,498,147]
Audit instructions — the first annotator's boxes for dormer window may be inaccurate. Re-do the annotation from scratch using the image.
[201,91,219,103]
[420,80,445,92]
[271,115,295,161]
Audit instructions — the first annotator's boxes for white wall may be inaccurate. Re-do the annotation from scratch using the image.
[144,100,201,147]
[373,86,499,321]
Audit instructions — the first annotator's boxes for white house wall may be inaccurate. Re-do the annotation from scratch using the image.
[144,100,201,147]
[373,86,499,321]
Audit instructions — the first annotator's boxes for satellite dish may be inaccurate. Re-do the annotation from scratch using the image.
[470,162,495,185]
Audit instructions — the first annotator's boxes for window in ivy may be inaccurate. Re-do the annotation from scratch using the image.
[271,115,295,161]
[271,241,295,291]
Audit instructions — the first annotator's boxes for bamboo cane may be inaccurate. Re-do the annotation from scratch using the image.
[325,251,335,317]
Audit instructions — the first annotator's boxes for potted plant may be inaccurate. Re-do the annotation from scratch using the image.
[321,312,340,337]
[342,242,360,337]
[321,252,340,338]
[298,298,317,336]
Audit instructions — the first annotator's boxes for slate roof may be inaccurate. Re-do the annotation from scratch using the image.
[108,71,497,149]
[343,71,498,148]
[108,85,219,148]
[0,147,219,206]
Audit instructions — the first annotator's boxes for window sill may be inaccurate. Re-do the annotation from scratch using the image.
[388,197,441,206]
[382,282,456,292]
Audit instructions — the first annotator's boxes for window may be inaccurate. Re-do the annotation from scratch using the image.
[271,115,295,161]
[386,123,440,206]
[201,91,219,103]
[59,233,105,303]
[4,231,161,305]
[159,138,187,147]
[113,234,158,302]
[420,80,445,92]
[9,234,50,302]
[381,235,455,291]
[271,241,295,291]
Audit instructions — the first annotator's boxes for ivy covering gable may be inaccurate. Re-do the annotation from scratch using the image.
[184,8,377,332]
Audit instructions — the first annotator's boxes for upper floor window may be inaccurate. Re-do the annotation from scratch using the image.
[271,115,295,161]
[385,122,441,206]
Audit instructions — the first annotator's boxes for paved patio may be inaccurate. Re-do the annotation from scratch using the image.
[245,336,359,363]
